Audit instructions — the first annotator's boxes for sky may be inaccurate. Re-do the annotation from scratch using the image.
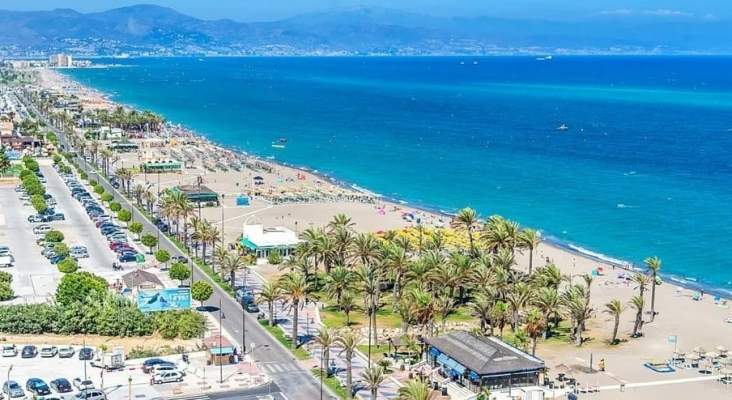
[0,0,727,22]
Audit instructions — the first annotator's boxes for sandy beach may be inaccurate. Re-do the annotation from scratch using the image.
[35,67,732,398]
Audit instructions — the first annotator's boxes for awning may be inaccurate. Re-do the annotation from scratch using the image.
[452,363,467,376]
[443,357,458,370]
[429,347,440,356]
[469,371,480,380]
[240,238,258,250]
[210,346,234,355]
[436,353,449,366]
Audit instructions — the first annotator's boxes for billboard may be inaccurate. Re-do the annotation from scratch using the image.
[137,288,191,312]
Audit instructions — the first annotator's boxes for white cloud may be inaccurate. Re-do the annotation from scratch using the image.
[642,9,693,17]
[704,13,719,20]
[599,9,633,15]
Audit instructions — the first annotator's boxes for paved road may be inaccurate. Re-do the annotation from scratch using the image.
[168,383,294,400]
[25,97,334,400]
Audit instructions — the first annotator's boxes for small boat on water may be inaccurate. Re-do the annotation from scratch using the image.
[271,143,285,149]
[537,55,553,61]
[279,138,288,143]
[557,124,569,131]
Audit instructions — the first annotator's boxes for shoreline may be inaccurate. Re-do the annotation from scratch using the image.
[46,67,732,300]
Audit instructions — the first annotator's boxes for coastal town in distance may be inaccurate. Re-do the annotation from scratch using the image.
[1,2,732,400]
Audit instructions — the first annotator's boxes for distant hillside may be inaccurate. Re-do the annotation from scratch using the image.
[0,4,730,53]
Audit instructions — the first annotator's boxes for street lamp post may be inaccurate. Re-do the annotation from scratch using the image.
[219,298,223,384]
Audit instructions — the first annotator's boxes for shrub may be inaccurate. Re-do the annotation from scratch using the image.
[18,169,34,180]
[52,154,62,164]
[24,159,39,172]
[109,201,122,212]
[129,222,143,237]
[90,180,98,188]
[31,195,48,214]
[169,262,191,285]
[57,258,79,274]
[53,243,70,257]
[80,172,88,180]
[191,281,213,306]
[0,282,14,302]
[62,165,72,174]
[117,209,132,224]
[44,230,65,243]
[267,250,283,265]
[140,233,158,253]
[101,192,113,203]
[56,271,108,305]
[0,271,12,285]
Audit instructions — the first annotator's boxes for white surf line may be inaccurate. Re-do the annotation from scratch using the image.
[598,375,721,391]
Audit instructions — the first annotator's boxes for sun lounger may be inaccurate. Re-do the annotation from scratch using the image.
[693,293,701,301]
[714,295,722,304]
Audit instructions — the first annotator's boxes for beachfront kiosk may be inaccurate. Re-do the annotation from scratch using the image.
[239,218,300,259]
[170,185,220,205]
[425,331,545,395]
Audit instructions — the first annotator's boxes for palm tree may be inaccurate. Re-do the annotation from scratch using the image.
[632,273,651,300]
[397,380,437,400]
[603,299,626,345]
[187,216,205,258]
[256,281,283,327]
[324,266,352,306]
[132,183,145,206]
[315,326,337,377]
[339,292,358,326]
[565,295,595,346]
[99,147,112,176]
[435,294,455,334]
[142,190,156,214]
[453,207,480,256]
[534,287,560,338]
[89,140,100,165]
[0,149,11,176]
[350,233,382,268]
[644,256,661,322]
[468,293,494,335]
[219,253,247,291]
[629,295,645,338]
[354,265,381,345]
[360,365,386,399]
[211,245,229,274]
[384,245,410,310]
[518,228,541,274]
[115,167,133,196]
[327,213,355,231]
[335,329,362,400]
[523,309,545,355]
[279,272,309,349]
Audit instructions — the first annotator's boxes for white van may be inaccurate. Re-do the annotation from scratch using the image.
[0,256,13,268]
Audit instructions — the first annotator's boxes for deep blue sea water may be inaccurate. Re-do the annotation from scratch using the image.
[62,56,732,293]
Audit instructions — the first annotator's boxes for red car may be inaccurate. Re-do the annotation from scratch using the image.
[109,241,128,250]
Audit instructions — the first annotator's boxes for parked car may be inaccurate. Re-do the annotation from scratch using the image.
[14,185,24,192]
[244,303,260,313]
[1,345,17,357]
[118,253,137,263]
[57,346,75,358]
[33,225,53,234]
[109,241,129,250]
[21,345,37,358]
[149,363,183,375]
[2,380,25,398]
[19,194,30,201]
[141,358,175,374]
[48,213,65,221]
[42,194,52,200]
[152,371,184,384]
[49,255,70,264]
[40,346,58,358]
[25,378,51,396]
[172,255,189,264]
[78,347,94,360]
[50,378,73,393]
[70,249,89,258]
[28,214,49,223]
[74,388,107,400]
[72,378,94,391]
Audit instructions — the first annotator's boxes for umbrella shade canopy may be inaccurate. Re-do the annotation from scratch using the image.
[720,368,732,376]
[716,346,728,353]
[253,176,264,180]
[705,352,720,359]
[672,349,684,355]
[554,364,571,374]
[721,358,732,366]
[687,354,701,361]
[693,347,706,354]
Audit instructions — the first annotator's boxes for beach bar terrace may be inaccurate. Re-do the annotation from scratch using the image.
[170,185,219,205]
[141,159,182,173]
[425,331,545,394]
[240,223,300,259]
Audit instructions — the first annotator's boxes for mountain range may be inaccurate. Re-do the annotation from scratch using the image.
[0,4,730,54]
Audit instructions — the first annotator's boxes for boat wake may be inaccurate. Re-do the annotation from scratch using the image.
[623,171,637,176]
[617,204,636,209]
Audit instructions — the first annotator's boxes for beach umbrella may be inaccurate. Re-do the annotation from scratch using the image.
[706,351,720,359]
[720,368,732,376]
[687,354,701,361]
[716,346,728,354]
[554,364,570,374]
[721,358,732,366]
[672,348,684,355]
[693,347,706,355]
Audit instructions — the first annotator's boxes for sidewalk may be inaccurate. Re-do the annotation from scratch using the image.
[243,268,403,399]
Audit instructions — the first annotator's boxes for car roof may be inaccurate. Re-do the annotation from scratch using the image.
[53,378,69,383]
[23,345,36,348]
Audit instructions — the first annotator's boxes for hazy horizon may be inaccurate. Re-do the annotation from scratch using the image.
[0,0,728,22]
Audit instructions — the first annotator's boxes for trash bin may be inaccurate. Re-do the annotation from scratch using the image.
[441,386,448,396]
[433,381,439,390]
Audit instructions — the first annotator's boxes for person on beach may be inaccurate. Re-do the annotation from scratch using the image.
[599,359,605,372]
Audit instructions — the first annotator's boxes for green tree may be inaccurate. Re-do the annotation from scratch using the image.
[53,243,70,258]
[117,209,132,225]
[0,149,11,176]
[55,271,109,306]
[44,230,65,243]
[129,222,143,238]
[109,201,122,212]
[0,271,12,285]
[169,262,192,285]
[18,169,34,180]
[31,195,48,214]
[57,258,79,274]
[604,299,626,345]
[397,381,437,400]
[0,282,14,302]
[644,256,662,322]
[140,233,158,253]
[154,249,171,267]
[94,185,104,195]
[101,192,113,203]
[52,154,62,164]
[62,165,72,174]
[267,250,283,265]
[24,159,39,172]
[191,281,213,306]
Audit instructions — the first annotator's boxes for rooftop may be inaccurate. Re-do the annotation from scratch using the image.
[426,331,544,376]
[241,224,300,249]
[121,269,163,289]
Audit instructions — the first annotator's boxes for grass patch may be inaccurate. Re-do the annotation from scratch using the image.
[311,368,347,400]
[258,319,311,360]
[195,258,235,296]
[2,163,23,177]
[356,344,390,362]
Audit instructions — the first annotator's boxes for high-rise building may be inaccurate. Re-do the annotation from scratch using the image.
[48,54,73,67]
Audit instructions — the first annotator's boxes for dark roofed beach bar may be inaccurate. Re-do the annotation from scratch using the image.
[425,331,545,394]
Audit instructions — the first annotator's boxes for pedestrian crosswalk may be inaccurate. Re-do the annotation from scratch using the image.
[259,363,300,374]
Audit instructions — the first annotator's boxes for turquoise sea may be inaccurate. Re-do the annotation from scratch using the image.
[63,56,732,294]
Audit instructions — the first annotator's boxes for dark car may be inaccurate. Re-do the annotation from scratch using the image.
[44,208,56,216]
[141,358,175,374]
[172,255,189,264]
[49,255,72,265]
[78,347,94,360]
[21,345,37,358]
[25,378,51,396]
[48,213,66,221]
[50,378,72,393]
[42,194,52,200]
[244,303,260,313]
[118,253,137,263]
[98,222,117,229]
[101,227,120,236]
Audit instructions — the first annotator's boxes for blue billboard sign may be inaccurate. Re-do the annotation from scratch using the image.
[137,288,191,312]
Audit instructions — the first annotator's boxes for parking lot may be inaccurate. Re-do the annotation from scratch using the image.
[0,344,194,399]
[0,163,120,303]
